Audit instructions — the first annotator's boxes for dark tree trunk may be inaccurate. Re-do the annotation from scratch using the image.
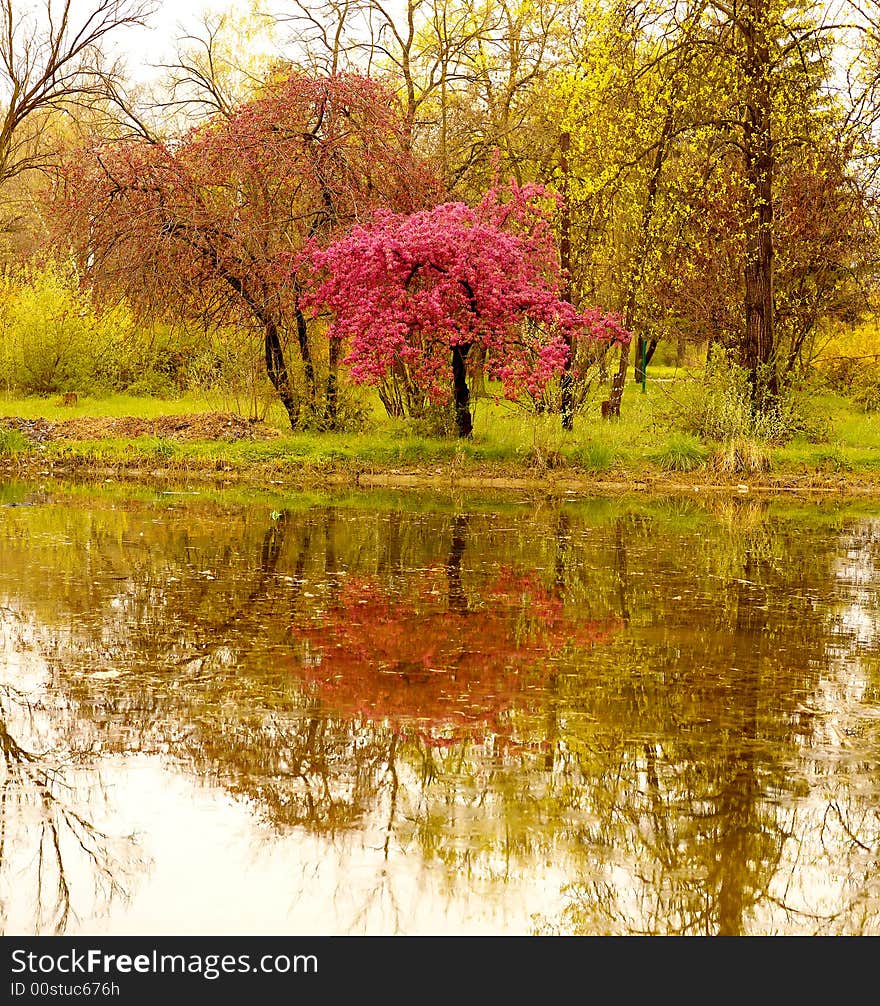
[446,514,469,613]
[452,342,473,438]
[741,0,777,411]
[326,336,341,428]
[294,307,316,404]
[264,317,300,430]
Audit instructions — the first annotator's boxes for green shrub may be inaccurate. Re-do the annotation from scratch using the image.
[409,402,459,438]
[124,374,179,398]
[680,351,820,444]
[0,257,137,395]
[0,427,30,456]
[850,379,880,413]
[0,262,208,398]
[187,327,275,422]
[569,440,618,472]
[649,433,708,472]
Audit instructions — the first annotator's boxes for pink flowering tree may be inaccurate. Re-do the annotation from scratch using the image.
[51,70,439,431]
[306,181,629,437]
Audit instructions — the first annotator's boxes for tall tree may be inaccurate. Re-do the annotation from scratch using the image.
[51,68,440,429]
[549,1,715,415]
[0,0,155,260]
[306,180,627,437]
[274,0,574,194]
[551,0,851,416]
[0,0,154,184]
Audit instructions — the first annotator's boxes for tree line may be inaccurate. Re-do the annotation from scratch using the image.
[2,0,880,434]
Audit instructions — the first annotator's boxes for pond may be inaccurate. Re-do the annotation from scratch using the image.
[2,477,880,936]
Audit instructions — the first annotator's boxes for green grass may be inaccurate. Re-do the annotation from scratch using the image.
[7,376,880,488]
[647,432,709,472]
[0,390,219,422]
[567,440,619,472]
[0,427,30,456]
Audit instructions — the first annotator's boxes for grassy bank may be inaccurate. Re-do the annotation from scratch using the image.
[3,374,880,495]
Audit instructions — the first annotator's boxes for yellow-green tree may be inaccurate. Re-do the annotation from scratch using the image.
[547,0,866,417]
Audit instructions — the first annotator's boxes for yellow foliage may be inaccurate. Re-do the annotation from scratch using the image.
[812,318,880,389]
[0,256,137,394]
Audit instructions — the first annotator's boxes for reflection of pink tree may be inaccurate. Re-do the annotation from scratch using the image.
[291,567,621,746]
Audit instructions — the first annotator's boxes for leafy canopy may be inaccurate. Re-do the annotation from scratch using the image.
[306,180,628,404]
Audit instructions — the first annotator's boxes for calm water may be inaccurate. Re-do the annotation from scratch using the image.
[2,477,880,936]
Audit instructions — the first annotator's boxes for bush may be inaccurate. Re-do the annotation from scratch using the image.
[852,381,880,413]
[0,260,205,397]
[120,322,200,396]
[813,318,880,394]
[409,402,459,438]
[0,257,137,395]
[681,350,819,445]
[649,433,708,472]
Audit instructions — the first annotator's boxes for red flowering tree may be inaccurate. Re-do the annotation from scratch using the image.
[290,567,622,748]
[51,69,440,429]
[305,181,629,437]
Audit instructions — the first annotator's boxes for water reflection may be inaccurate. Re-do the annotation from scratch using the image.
[1,482,880,934]
[0,615,141,933]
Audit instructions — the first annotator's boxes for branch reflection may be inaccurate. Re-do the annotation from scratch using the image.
[1,489,879,933]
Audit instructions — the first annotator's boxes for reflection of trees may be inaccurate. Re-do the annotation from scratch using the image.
[541,502,880,935]
[292,558,620,744]
[0,614,139,933]
[3,490,880,933]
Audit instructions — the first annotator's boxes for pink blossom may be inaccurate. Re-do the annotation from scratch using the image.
[304,181,630,404]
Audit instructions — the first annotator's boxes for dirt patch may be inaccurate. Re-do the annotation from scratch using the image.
[0,412,282,443]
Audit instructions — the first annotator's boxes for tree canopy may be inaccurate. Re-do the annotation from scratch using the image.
[53,68,441,428]
[306,180,628,435]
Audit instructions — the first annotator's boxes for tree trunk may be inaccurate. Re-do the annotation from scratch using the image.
[469,343,487,398]
[264,318,300,430]
[741,0,777,412]
[326,336,341,428]
[211,258,305,430]
[294,307,316,406]
[603,112,674,418]
[452,342,473,438]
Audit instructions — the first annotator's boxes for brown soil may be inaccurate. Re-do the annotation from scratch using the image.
[0,412,282,444]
